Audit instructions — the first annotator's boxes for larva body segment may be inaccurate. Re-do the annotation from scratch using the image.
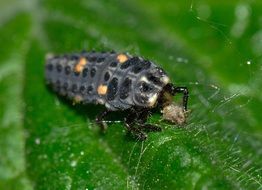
[45,51,170,110]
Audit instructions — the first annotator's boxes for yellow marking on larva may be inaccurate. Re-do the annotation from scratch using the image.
[117,54,128,63]
[97,85,108,95]
[148,93,158,107]
[74,57,88,73]
[73,95,83,105]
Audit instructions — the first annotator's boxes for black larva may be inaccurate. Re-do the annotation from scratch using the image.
[45,51,189,140]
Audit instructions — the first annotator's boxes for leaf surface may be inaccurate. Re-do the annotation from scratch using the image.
[0,0,262,189]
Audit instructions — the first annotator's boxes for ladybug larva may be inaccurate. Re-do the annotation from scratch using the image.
[45,51,189,140]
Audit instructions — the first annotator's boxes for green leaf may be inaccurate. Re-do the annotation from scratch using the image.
[0,0,262,189]
[0,11,33,190]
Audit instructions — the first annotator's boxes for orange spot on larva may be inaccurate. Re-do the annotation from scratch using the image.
[117,54,128,63]
[97,85,108,95]
[74,57,88,73]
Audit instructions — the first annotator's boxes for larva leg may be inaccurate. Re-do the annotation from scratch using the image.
[163,84,189,111]
[174,87,189,111]
[136,109,162,132]
[95,109,111,132]
[140,123,162,132]
[124,109,147,141]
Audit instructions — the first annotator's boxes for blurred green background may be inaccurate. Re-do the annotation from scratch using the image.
[0,0,262,189]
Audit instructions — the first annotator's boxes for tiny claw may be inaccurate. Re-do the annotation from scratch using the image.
[95,119,108,132]
[135,132,148,141]
[140,124,162,132]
